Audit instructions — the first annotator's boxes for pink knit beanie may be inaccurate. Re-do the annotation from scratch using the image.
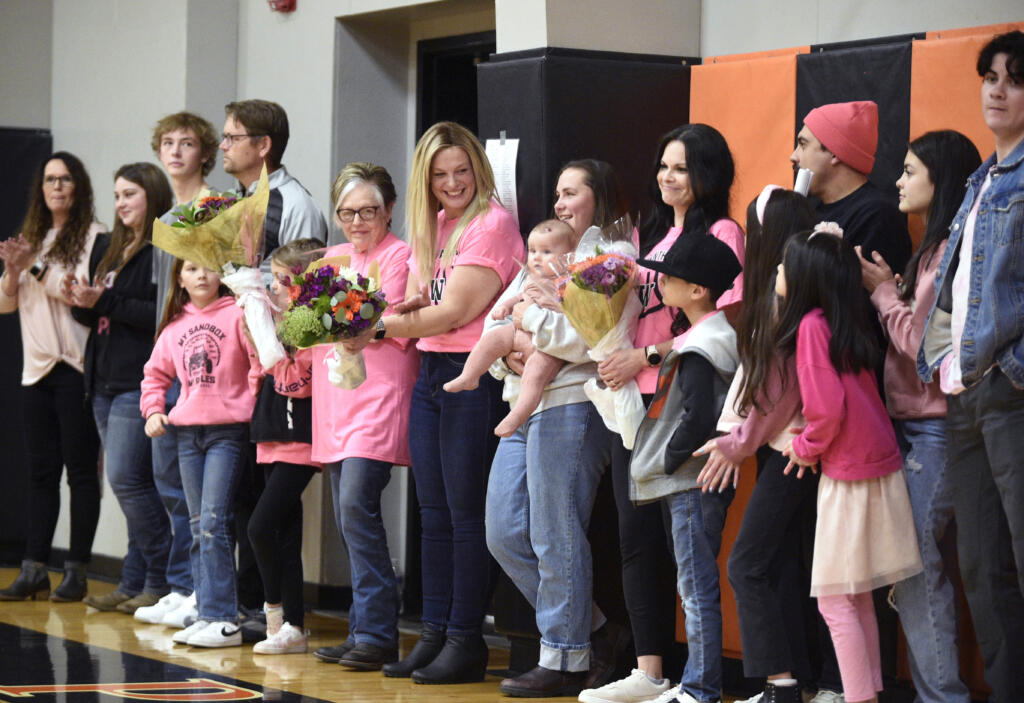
[803,100,879,174]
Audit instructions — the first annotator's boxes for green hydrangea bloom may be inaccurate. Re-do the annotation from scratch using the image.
[278,305,326,348]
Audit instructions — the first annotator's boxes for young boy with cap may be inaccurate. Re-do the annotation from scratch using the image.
[628,233,742,703]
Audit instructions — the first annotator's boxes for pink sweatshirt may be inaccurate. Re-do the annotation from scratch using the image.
[634,219,745,393]
[791,309,902,480]
[308,234,419,465]
[140,296,259,426]
[415,200,524,353]
[715,357,804,464]
[254,348,320,468]
[869,240,947,420]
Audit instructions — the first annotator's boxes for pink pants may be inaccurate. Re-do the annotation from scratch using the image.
[817,592,883,702]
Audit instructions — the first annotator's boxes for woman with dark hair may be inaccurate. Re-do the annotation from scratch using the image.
[0,152,103,601]
[69,162,175,615]
[580,126,744,703]
[858,130,981,703]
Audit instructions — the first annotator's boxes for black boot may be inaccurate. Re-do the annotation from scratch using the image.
[50,561,87,602]
[0,560,50,601]
[410,632,488,684]
[382,624,446,678]
[763,681,803,703]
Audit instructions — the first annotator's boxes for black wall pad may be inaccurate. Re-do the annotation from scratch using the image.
[478,48,695,236]
[0,127,50,563]
[796,41,913,190]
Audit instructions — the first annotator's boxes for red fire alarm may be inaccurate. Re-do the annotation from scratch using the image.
[268,0,296,12]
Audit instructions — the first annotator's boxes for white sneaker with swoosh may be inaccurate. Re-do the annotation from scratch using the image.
[187,620,242,648]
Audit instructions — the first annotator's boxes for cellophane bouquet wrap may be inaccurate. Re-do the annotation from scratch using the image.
[557,217,646,448]
[152,165,286,368]
[276,254,386,389]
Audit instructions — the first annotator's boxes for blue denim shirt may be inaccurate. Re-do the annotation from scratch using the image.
[918,138,1024,388]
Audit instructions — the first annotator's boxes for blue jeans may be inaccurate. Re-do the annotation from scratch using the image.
[328,457,399,647]
[407,351,503,634]
[151,380,193,595]
[666,487,734,703]
[93,391,170,596]
[486,401,611,672]
[892,419,970,703]
[176,423,247,622]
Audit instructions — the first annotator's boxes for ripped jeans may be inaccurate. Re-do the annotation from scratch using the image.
[176,423,248,623]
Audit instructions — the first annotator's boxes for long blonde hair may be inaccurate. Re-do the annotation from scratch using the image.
[406,122,499,286]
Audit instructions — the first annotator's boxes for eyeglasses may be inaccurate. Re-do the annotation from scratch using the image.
[335,206,381,223]
[220,132,265,145]
[43,175,74,187]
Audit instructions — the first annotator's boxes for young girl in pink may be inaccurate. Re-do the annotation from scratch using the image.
[141,259,258,649]
[775,228,921,703]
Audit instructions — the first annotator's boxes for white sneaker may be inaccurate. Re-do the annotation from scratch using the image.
[673,690,717,703]
[252,622,307,654]
[735,693,763,703]
[186,620,242,648]
[172,619,209,644]
[809,691,844,703]
[161,592,197,628]
[642,685,681,703]
[579,669,671,703]
[134,591,187,624]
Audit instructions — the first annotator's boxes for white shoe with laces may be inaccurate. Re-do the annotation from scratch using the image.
[809,691,844,703]
[579,669,671,703]
[645,687,719,703]
[186,620,242,648]
[253,622,307,654]
[171,619,209,644]
[161,592,198,629]
[735,694,763,703]
[134,591,188,624]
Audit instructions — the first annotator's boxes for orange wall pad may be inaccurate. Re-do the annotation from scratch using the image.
[690,52,805,229]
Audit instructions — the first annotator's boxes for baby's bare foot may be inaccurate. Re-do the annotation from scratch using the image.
[443,376,478,393]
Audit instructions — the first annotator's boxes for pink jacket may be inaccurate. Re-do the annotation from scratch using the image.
[715,357,804,464]
[308,234,419,465]
[140,296,259,426]
[791,309,902,481]
[870,240,947,420]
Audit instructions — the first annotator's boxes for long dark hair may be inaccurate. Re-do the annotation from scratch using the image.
[20,152,96,268]
[775,231,879,374]
[898,130,981,302]
[736,190,818,415]
[157,259,231,338]
[554,159,629,229]
[95,163,173,281]
[637,124,735,257]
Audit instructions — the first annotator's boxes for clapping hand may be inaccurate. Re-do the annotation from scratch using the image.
[694,438,741,492]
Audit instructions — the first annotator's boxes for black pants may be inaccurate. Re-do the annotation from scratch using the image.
[610,437,677,658]
[247,462,317,627]
[727,447,817,680]
[22,363,100,564]
[234,443,264,609]
[946,368,1024,701]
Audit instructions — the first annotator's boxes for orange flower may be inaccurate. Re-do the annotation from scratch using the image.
[289,284,302,301]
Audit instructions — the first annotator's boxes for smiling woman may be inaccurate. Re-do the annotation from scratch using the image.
[0,152,104,603]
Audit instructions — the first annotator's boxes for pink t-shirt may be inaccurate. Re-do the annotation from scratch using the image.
[140,296,259,426]
[309,233,420,465]
[415,200,524,353]
[633,218,745,393]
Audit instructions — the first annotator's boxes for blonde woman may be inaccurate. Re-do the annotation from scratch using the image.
[348,122,523,683]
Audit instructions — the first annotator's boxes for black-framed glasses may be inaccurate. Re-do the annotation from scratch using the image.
[335,206,381,223]
[43,175,73,187]
[220,132,266,145]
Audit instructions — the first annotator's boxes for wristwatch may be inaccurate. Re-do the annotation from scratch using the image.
[373,318,386,340]
[645,345,663,367]
[29,260,49,281]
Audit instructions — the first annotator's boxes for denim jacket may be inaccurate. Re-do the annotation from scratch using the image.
[918,139,1024,388]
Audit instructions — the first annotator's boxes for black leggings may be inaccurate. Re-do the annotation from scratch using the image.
[610,437,677,658]
[23,363,100,564]
[247,462,317,627]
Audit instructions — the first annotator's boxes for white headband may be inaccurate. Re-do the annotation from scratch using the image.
[755,184,782,226]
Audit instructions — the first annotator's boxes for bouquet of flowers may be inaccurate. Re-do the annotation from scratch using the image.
[278,255,386,389]
[557,216,646,448]
[152,166,286,368]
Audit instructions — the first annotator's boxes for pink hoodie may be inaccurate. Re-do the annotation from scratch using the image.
[141,296,259,426]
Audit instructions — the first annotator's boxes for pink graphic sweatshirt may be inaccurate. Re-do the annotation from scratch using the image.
[141,296,259,426]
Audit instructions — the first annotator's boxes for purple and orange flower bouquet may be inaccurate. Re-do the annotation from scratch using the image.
[557,215,646,448]
[277,254,386,389]
[152,165,287,368]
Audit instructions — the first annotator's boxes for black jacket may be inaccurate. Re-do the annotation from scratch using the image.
[71,235,156,398]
